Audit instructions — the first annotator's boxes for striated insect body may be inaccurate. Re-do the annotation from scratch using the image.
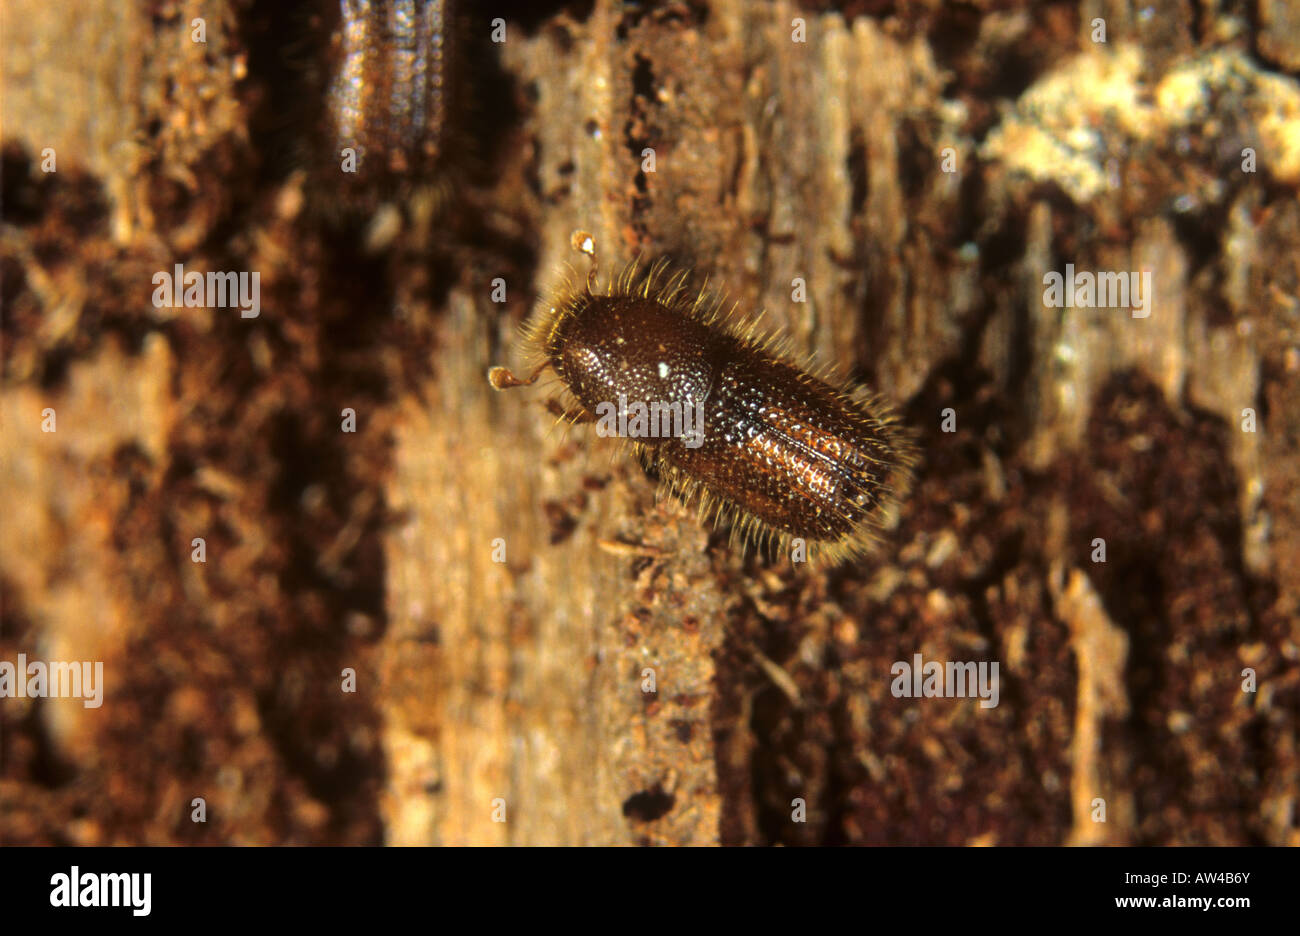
[490,235,916,563]
[326,0,458,192]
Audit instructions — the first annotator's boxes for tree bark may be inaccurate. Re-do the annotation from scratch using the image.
[2,0,1297,846]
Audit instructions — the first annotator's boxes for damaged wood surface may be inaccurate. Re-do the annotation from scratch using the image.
[2,0,1298,845]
